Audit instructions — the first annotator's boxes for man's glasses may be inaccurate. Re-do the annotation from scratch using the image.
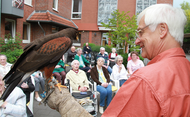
[135,24,151,40]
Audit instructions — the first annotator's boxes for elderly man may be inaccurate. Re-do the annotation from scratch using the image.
[96,47,112,74]
[102,4,190,117]
[0,55,12,78]
[67,46,77,65]
[83,42,92,58]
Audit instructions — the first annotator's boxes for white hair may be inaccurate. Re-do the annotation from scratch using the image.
[137,4,187,46]
[100,47,105,51]
[71,60,79,66]
[115,55,123,63]
[0,55,7,60]
[97,57,105,63]
[76,48,82,53]
[112,48,116,52]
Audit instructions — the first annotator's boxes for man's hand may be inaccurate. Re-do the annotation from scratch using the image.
[86,51,88,54]
[21,82,29,89]
[101,83,108,88]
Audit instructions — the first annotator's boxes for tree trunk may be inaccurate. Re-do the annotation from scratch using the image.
[47,87,93,117]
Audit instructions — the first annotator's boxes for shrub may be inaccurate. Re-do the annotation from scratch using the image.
[0,33,23,63]
[121,53,128,67]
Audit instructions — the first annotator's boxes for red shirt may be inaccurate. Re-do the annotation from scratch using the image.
[102,48,190,117]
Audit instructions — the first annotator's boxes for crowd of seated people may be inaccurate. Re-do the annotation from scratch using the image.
[0,45,145,115]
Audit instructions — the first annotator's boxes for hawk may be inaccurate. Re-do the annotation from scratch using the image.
[1,28,77,101]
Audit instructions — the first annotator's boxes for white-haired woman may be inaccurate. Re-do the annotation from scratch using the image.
[90,57,112,114]
[112,55,128,86]
[66,60,89,92]
[108,48,118,68]
[0,75,27,117]
[74,48,91,73]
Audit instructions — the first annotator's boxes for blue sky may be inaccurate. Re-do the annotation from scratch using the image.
[173,0,190,8]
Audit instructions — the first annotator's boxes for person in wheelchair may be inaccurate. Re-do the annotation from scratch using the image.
[66,60,95,114]
[83,43,92,60]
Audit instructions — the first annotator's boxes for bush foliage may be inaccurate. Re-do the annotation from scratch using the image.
[0,33,23,63]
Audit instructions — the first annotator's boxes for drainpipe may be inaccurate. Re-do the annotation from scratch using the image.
[38,21,45,36]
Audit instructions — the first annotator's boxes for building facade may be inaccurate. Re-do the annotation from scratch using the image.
[72,0,173,47]
[0,0,173,49]
[1,0,77,48]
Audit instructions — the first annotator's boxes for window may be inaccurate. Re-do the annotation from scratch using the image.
[136,0,157,14]
[24,0,32,6]
[71,0,82,19]
[23,22,31,43]
[53,0,58,11]
[73,31,81,46]
[5,19,16,39]
[52,26,59,33]
[97,0,117,25]
[101,33,109,46]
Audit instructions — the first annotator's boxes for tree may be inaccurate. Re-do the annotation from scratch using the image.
[101,10,139,54]
[181,1,190,33]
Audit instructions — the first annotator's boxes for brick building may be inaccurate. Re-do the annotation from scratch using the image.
[0,0,173,48]
[72,0,173,47]
[1,0,77,48]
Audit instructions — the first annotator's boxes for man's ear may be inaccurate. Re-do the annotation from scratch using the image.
[159,23,168,39]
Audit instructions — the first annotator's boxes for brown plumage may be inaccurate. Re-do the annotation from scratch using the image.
[1,28,77,101]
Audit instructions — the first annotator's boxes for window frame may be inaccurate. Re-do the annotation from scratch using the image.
[71,0,82,19]
[136,0,157,14]
[24,0,32,6]
[101,33,109,46]
[52,0,59,11]
[5,18,16,41]
[22,22,31,43]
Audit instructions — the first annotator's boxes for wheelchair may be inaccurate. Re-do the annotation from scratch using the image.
[65,78,98,117]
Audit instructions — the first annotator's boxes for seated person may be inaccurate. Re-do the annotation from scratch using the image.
[90,57,112,114]
[31,71,46,102]
[83,42,92,58]
[0,75,27,117]
[108,48,118,68]
[18,76,35,103]
[53,55,66,85]
[127,51,144,76]
[66,60,94,114]
[97,47,112,74]
[0,54,12,78]
[67,46,77,65]
[74,48,91,78]
[112,55,129,87]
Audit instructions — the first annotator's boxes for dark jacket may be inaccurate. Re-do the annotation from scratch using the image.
[67,50,77,63]
[18,76,35,103]
[83,46,92,54]
[90,66,110,85]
